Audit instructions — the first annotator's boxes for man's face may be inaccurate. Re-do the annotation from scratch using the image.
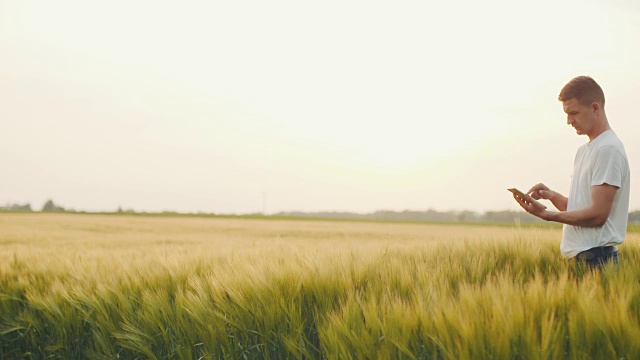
[562,98,596,136]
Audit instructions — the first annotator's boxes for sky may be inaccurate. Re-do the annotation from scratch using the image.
[1,0,639,214]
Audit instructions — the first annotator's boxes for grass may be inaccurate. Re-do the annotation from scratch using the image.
[1,213,640,359]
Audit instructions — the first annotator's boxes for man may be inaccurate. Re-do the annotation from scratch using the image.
[513,76,630,269]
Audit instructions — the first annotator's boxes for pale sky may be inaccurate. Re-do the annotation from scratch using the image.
[1,0,639,214]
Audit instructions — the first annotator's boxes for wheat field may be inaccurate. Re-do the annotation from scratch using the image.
[1,213,640,359]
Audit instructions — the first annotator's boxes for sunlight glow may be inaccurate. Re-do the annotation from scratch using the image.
[1,0,639,213]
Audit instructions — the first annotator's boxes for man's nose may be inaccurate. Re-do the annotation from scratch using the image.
[567,116,573,125]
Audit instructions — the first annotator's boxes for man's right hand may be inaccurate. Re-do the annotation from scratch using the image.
[527,183,555,200]
[527,183,568,212]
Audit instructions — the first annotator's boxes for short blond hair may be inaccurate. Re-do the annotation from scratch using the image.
[558,76,605,107]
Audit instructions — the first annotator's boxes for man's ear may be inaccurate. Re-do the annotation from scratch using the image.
[591,102,601,113]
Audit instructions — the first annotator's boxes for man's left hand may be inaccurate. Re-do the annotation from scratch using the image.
[513,192,547,218]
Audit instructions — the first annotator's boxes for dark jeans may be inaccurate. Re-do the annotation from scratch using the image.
[575,249,620,270]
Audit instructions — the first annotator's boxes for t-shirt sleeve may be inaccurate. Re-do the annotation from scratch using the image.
[592,145,625,188]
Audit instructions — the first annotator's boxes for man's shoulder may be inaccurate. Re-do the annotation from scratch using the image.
[590,130,625,153]
[590,134,630,172]
[603,129,623,143]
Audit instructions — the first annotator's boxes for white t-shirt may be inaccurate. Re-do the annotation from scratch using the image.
[561,130,631,258]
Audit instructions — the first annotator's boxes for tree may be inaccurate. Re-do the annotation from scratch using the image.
[41,199,65,212]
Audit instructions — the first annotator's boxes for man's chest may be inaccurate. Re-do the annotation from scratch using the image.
[574,148,594,183]
[569,147,595,205]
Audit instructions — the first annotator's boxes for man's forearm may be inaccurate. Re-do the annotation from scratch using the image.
[532,185,617,227]
[541,208,607,227]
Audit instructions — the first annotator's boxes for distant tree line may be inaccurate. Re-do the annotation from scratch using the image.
[0,199,69,213]
[2,200,640,224]
[0,203,33,212]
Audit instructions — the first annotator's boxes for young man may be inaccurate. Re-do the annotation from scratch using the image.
[513,76,630,269]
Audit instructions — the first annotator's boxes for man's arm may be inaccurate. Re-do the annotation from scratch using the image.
[514,184,618,227]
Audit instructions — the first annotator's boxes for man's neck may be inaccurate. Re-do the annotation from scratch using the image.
[588,119,611,142]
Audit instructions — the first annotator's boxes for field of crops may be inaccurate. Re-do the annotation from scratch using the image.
[2,213,640,359]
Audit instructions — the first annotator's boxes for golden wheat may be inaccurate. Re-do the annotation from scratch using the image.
[1,213,639,359]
